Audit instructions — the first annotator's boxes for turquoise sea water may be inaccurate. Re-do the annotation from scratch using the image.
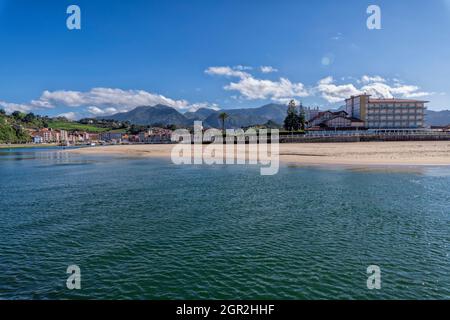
[0,147,449,300]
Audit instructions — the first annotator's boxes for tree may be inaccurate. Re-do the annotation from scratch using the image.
[283,100,301,132]
[299,102,306,131]
[14,126,31,143]
[299,112,306,131]
[129,124,145,135]
[165,124,177,131]
[264,120,282,129]
[12,111,25,121]
[24,112,37,123]
[0,109,5,116]
[218,112,229,134]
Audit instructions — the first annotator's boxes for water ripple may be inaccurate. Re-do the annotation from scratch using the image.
[0,152,449,299]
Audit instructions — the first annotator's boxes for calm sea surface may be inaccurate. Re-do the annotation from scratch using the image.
[0,147,449,300]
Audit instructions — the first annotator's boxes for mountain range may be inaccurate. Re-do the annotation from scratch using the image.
[100,104,450,128]
[101,104,289,128]
[425,110,450,126]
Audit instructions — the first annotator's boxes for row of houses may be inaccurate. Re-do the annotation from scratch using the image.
[30,127,174,145]
[30,128,100,144]
[100,128,173,144]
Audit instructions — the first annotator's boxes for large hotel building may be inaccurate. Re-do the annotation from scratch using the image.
[345,94,428,129]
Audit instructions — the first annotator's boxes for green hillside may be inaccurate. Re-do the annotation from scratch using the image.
[0,109,130,144]
[46,120,109,133]
[0,113,31,143]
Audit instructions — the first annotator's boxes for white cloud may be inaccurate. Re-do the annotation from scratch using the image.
[0,69,436,118]
[205,66,250,79]
[361,83,432,99]
[389,84,429,98]
[260,66,278,73]
[29,99,54,109]
[360,83,394,98]
[316,76,433,103]
[39,90,85,107]
[1,87,218,118]
[360,75,386,84]
[36,88,190,111]
[234,65,253,71]
[0,101,33,113]
[405,91,432,98]
[86,106,105,115]
[56,112,78,120]
[186,102,220,112]
[206,66,309,103]
[225,77,309,102]
[315,77,361,103]
[206,65,433,104]
[318,76,333,85]
[86,106,118,116]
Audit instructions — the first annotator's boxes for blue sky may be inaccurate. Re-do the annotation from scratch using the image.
[0,0,449,119]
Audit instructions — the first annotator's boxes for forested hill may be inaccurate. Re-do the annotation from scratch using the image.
[0,110,125,144]
[0,111,31,143]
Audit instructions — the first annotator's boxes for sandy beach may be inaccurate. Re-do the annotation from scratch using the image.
[67,141,450,166]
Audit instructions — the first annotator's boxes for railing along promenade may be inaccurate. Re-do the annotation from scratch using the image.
[279,130,450,143]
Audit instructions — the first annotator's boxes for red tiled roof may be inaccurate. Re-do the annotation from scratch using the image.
[309,110,347,122]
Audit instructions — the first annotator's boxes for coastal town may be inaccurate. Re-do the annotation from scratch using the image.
[2,0,450,304]
[9,94,448,147]
[28,127,173,145]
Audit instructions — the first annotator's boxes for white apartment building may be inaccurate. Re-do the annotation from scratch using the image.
[345,94,427,129]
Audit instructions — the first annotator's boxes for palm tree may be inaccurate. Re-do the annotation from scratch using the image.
[218,112,229,134]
